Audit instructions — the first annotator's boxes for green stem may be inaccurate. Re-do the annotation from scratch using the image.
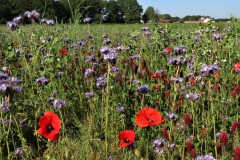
[105,62,110,159]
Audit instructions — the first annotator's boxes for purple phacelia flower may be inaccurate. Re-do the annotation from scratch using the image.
[110,66,120,75]
[117,106,125,113]
[96,77,107,88]
[84,17,92,23]
[84,69,96,79]
[138,85,149,93]
[140,26,150,31]
[173,45,186,54]
[36,77,49,86]
[85,92,95,98]
[24,10,40,19]
[19,120,24,128]
[13,16,23,24]
[196,155,216,160]
[0,101,10,112]
[53,99,67,109]
[167,56,186,65]
[16,148,26,156]
[170,77,183,83]
[185,93,200,100]
[166,113,178,119]
[7,21,18,31]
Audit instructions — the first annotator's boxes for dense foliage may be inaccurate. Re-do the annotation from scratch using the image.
[0,0,143,24]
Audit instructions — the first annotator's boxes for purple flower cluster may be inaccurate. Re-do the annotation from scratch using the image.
[84,17,92,23]
[53,99,67,109]
[16,148,26,156]
[0,101,10,112]
[13,16,23,24]
[0,73,23,93]
[99,46,119,62]
[153,138,166,154]
[41,18,55,26]
[24,10,40,19]
[167,55,186,65]
[36,77,49,86]
[185,93,200,100]
[77,38,86,48]
[110,66,120,75]
[173,45,186,55]
[138,85,149,94]
[166,113,178,119]
[117,106,125,113]
[199,64,219,76]
[195,155,216,160]
[96,77,107,88]
[7,21,19,31]
[170,77,183,83]
[84,68,96,79]
[140,26,150,31]
[85,92,95,98]
[187,54,197,70]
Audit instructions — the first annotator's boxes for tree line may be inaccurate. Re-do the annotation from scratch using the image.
[0,0,143,24]
[142,6,231,23]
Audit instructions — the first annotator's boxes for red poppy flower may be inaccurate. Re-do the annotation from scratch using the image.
[233,64,240,71]
[150,73,161,79]
[166,47,172,53]
[13,41,18,46]
[38,111,61,141]
[136,107,165,128]
[119,130,136,147]
[60,49,67,55]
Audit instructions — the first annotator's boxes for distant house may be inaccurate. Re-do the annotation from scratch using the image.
[200,16,212,23]
[203,18,211,23]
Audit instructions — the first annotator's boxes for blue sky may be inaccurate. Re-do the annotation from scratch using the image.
[137,0,240,19]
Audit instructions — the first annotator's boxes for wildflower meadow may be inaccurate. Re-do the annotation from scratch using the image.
[0,10,240,160]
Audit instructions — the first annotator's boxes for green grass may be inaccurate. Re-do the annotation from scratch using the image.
[0,20,240,160]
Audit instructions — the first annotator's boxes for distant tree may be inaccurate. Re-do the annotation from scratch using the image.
[171,16,180,21]
[154,8,161,22]
[118,0,143,23]
[0,0,12,23]
[143,6,155,23]
[102,0,124,23]
[182,15,201,21]
[162,14,171,20]
[142,14,148,23]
